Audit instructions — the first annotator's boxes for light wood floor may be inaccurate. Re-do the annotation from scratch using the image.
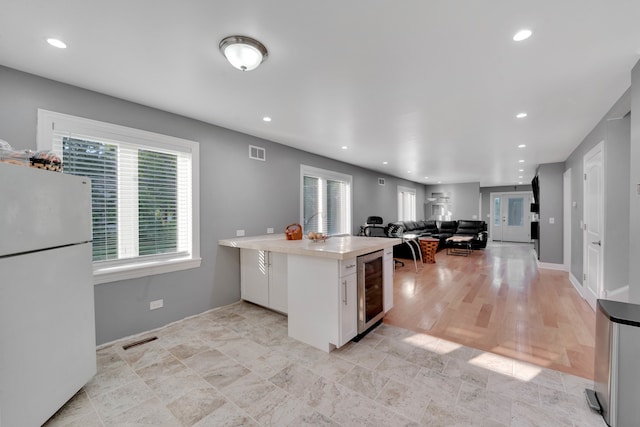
[384,242,596,380]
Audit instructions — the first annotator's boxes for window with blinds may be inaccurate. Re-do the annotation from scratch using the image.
[37,109,200,284]
[301,165,352,236]
[397,186,416,221]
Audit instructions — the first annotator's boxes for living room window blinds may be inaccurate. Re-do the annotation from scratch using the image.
[301,165,352,236]
[397,186,416,221]
[36,109,201,284]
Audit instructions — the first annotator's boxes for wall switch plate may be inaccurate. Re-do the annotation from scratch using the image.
[150,299,163,310]
[267,227,274,234]
[549,217,555,224]
[236,229,245,237]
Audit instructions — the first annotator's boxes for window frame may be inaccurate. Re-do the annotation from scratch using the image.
[300,164,353,236]
[397,185,417,221]
[36,109,201,285]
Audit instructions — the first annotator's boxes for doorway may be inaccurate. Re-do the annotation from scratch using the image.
[583,142,604,310]
[490,192,533,243]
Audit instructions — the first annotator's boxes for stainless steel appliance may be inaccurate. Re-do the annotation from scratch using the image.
[589,299,640,427]
[357,249,384,334]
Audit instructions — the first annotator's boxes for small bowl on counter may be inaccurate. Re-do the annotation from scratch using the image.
[305,232,330,243]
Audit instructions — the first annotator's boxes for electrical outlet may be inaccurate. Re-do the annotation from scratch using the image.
[236,229,245,237]
[267,227,274,234]
[150,299,163,310]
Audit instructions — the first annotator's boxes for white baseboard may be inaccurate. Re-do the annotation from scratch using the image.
[603,285,629,302]
[569,272,584,298]
[537,261,566,271]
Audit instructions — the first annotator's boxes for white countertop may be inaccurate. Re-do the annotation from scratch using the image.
[219,234,401,260]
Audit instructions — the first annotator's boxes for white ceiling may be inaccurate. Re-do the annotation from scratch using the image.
[1,1,639,186]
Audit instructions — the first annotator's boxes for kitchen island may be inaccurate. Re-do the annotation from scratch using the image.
[219,234,400,351]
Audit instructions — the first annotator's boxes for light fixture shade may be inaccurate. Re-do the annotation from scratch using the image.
[219,36,268,71]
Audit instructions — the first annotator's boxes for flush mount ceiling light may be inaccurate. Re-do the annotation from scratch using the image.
[262,116,272,122]
[516,112,528,118]
[219,35,268,71]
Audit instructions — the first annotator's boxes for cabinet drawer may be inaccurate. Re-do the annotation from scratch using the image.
[340,257,357,277]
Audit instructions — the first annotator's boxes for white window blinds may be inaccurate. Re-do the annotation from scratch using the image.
[37,110,200,283]
[301,165,352,236]
[397,186,416,221]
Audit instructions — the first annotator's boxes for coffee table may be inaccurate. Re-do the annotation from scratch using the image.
[446,235,474,256]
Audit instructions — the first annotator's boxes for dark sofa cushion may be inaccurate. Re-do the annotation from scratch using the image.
[456,220,485,235]
[438,221,458,234]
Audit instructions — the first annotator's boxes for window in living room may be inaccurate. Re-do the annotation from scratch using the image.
[397,186,416,221]
[300,165,352,236]
[36,109,201,284]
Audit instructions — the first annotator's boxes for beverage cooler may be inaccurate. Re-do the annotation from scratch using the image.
[588,299,640,426]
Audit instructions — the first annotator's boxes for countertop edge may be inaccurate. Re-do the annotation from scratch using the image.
[219,235,401,260]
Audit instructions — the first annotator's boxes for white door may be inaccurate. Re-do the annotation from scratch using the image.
[583,143,604,310]
[491,192,532,242]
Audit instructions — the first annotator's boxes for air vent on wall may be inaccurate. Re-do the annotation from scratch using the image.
[249,145,266,161]
[378,178,385,186]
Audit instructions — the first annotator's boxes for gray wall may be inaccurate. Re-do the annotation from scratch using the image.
[0,66,424,344]
[479,185,533,226]
[423,182,480,220]
[537,163,565,264]
[565,88,631,293]
[630,61,640,303]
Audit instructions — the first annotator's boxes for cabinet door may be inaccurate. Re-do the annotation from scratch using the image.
[268,252,288,314]
[240,249,269,307]
[339,273,357,346]
[383,248,394,313]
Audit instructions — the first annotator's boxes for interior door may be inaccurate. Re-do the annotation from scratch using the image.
[491,192,532,243]
[584,143,604,310]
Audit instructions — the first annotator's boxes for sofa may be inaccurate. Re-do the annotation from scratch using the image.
[387,219,488,258]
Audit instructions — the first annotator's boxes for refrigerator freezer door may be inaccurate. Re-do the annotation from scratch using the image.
[0,163,91,257]
[0,243,96,427]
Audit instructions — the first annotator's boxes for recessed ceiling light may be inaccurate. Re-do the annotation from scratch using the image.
[518,181,523,185]
[518,144,526,148]
[516,113,528,119]
[518,176,523,179]
[424,176,429,179]
[341,146,348,150]
[437,181,442,184]
[519,169,524,172]
[262,116,271,122]
[382,161,388,165]
[407,170,411,174]
[513,29,532,42]
[519,160,525,163]
[47,38,67,49]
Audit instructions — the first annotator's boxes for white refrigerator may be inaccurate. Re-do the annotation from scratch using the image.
[0,163,96,427]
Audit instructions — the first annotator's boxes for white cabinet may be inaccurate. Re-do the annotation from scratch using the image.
[339,258,357,346]
[240,249,287,314]
[383,247,394,313]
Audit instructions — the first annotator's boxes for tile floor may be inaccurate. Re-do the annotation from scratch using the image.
[44,301,606,427]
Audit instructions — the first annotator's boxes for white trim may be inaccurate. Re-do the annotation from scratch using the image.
[36,109,201,284]
[300,164,353,236]
[569,272,585,298]
[537,261,566,271]
[94,257,201,285]
[95,301,236,349]
[563,169,571,272]
[397,185,417,221]
[603,285,629,302]
[582,141,605,310]
[489,191,533,242]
